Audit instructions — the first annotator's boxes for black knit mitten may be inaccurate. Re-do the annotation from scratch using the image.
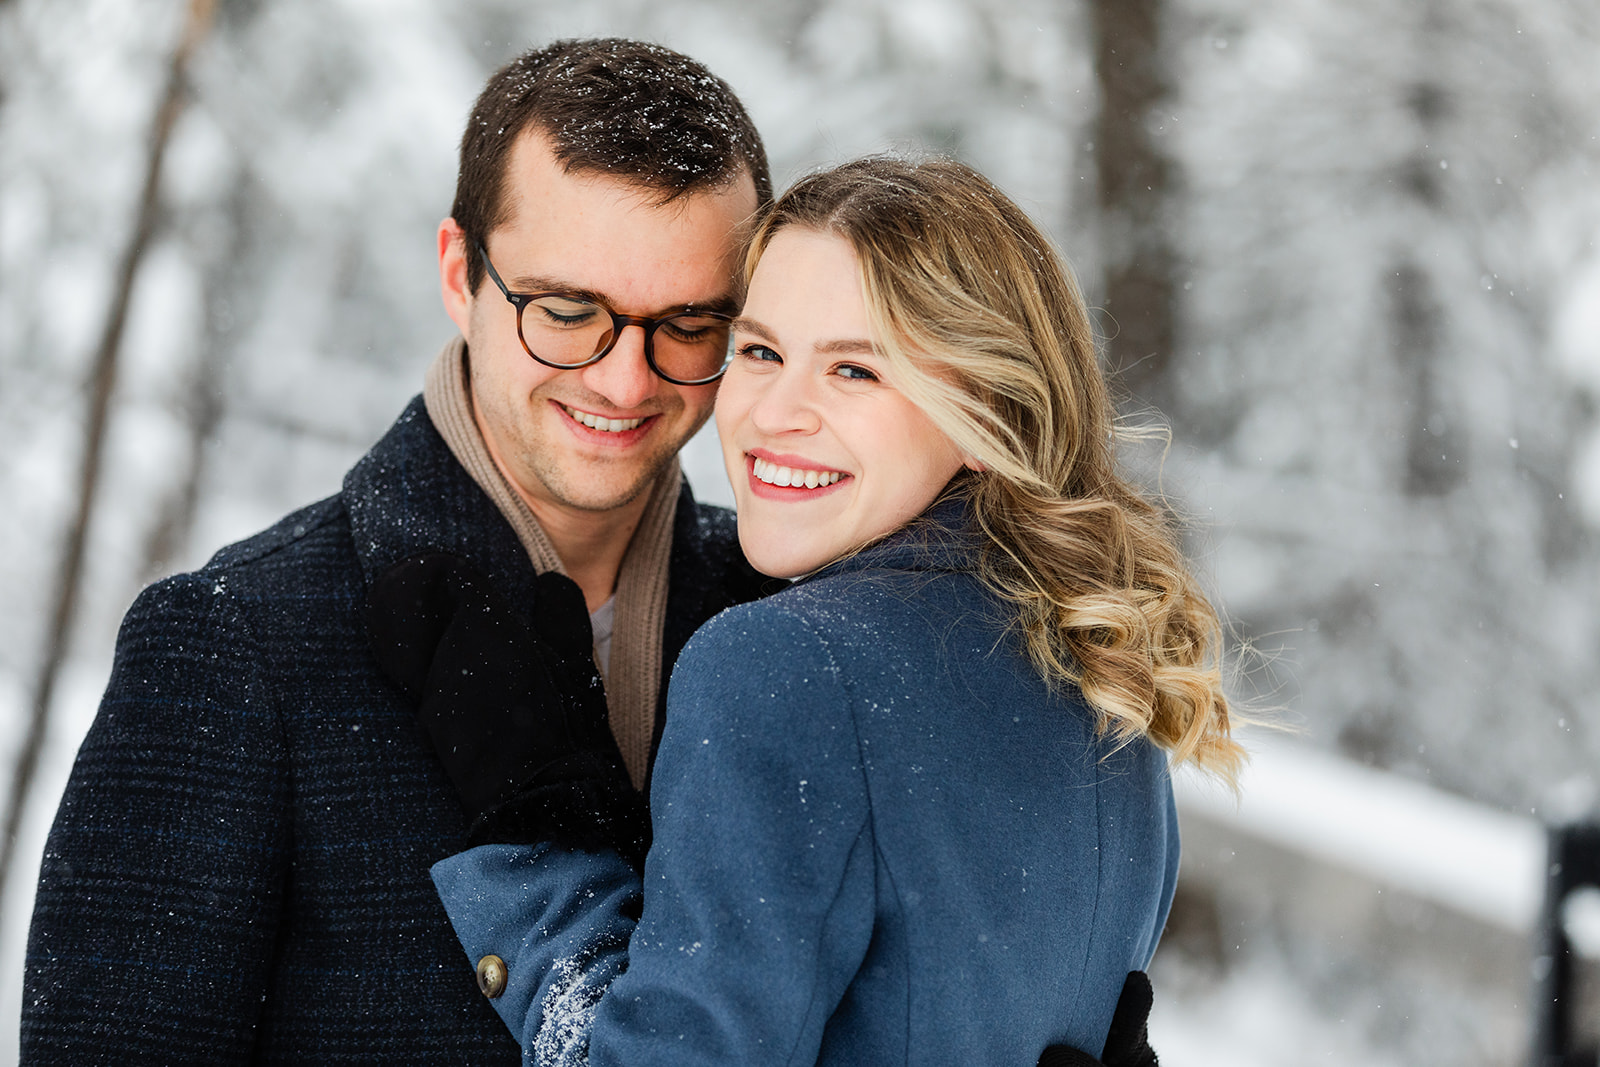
[1037,971,1159,1067]
[366,552,648,867]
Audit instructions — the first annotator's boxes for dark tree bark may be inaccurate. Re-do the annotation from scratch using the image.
[1393,76,1464,498]
[0,0,217,898]
[1089,0,1179,414]
[1393,258,1463,497]
[140,166,257,581]
[140,347,225,580]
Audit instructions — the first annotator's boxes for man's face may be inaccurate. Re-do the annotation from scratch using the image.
[442,130,758,518]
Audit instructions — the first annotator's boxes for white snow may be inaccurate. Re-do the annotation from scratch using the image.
[3,1,1599,1065]
[1176,735,1546,932]
[1149,953,1410,1067]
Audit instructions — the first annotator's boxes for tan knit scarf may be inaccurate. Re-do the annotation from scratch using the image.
[423,337,678,789]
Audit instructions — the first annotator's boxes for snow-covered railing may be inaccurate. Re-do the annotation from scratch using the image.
[1173,736,1546,933]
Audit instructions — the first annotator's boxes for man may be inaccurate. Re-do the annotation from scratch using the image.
[22,38,770,1063]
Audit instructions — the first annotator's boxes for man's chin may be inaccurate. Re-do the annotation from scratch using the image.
[532,459,675,515]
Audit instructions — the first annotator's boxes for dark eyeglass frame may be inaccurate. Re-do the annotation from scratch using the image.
[477,243,735,386]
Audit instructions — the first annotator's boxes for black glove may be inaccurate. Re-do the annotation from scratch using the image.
[1037,971,1158,1067]
[366,552,648,867]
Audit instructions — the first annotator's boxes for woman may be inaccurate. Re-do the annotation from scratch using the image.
[382,157,1242,1064]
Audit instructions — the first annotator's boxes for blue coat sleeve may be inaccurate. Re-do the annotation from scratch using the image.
[430,843,643,1065]
[432,604,877,1066]
[23,574,291,1062]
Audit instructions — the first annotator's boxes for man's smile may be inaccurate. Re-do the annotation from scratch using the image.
[560,403,650,433]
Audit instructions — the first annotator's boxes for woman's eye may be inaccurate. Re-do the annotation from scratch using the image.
[835,363,879,382]
[738,343,782,364]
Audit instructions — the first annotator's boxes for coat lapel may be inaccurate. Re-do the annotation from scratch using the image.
[343,397,543,618]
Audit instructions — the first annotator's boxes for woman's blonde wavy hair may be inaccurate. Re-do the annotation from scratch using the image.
[745,156,1243,783]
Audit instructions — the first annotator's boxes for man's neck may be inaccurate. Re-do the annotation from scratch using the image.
[519,488,648,614]
[472,411,647,613]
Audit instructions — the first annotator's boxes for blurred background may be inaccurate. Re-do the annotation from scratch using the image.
[1,0,1597,1062]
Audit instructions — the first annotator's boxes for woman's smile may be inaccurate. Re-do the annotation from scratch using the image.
[746,451,850,496]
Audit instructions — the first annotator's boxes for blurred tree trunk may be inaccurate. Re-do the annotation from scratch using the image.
[141,167,255,581]
[0,1,16,117]
[1394,255,1463,497]
[140,340,225,580]
[1394,75,1464,498]
[0,0,217,899]
[1089,0,1179,415]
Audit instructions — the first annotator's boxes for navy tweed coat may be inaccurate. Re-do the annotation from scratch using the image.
[22,396,767,1064]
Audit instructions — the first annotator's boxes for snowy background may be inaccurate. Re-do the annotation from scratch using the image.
[1,0,1598,1062]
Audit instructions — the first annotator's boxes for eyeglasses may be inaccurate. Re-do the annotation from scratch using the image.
[477,243,735,386]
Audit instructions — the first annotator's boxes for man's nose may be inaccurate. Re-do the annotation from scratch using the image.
[580,324,658,410]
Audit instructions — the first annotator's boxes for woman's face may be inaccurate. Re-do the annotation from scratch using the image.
[715,227,966,579]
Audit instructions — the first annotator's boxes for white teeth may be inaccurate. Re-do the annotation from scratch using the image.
[752,456,844,489]
[564,405,644,432]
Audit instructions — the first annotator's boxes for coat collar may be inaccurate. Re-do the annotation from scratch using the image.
[342,397,546,610]
[803,492,982,584]
[341,394,740,624]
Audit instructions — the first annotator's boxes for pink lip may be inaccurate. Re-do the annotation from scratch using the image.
[743,453,852,502]
[746,448,842,472]
[552,400,657,447]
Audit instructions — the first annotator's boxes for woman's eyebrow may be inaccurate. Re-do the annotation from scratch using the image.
[731,318,877,356]
[730,317,777,342]
[815,338,876,356]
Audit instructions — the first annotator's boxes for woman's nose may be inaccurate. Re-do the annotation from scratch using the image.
[748,369,823,436]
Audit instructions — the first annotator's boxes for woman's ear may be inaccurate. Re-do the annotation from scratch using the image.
[962,455,987,473]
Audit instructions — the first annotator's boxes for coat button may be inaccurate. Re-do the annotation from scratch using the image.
[476,954,507,999]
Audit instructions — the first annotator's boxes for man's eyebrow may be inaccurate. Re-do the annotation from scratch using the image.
[731,318,878,356]
[509,274,738,315]
[508,274,606,303]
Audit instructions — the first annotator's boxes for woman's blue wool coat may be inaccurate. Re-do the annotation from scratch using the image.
[434,501,1181,1066]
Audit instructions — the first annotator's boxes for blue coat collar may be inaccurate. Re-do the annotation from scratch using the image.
[804,492,981,584]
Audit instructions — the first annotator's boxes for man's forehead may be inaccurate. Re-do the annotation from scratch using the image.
[487,133,756,310]
[501,127,756,228]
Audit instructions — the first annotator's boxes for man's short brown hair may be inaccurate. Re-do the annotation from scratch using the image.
[452,38,773,292]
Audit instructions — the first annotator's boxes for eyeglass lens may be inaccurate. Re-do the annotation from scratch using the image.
[520,295,733,383]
